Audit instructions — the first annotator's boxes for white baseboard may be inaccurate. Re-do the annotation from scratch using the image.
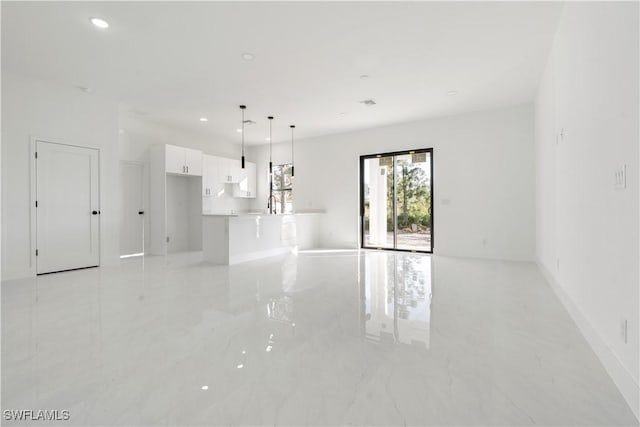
[537,260,639,421]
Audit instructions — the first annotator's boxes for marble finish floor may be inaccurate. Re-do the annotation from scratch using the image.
[2,250,638,426]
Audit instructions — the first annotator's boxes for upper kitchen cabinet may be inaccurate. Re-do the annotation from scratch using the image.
[202,155,225,197]
[217,157,242,183]
[234,161,257,198]
[165,144,202,176]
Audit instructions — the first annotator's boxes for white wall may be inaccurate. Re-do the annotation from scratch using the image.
[166,175,202,253]
[535,2,639,418]
[248,103,535,261]
[1,73,120,280]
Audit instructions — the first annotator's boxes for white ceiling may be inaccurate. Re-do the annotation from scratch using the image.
[2,1,563,144]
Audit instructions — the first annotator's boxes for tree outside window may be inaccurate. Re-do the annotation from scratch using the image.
[272,163,293,214]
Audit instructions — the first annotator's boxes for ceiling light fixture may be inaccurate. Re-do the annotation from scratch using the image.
[199,117,208,122]
[241,53,255,61]
[290,125,295,177]
[239,105,246,169]
[90,17,109,29]
[236,128,243,133]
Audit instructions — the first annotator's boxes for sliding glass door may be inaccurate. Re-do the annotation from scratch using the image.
[360,149,433,253]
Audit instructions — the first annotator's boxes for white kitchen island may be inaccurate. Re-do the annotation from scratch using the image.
[202,212,323,265]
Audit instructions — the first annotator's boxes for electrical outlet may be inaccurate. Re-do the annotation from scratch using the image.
[614,165,627,190]
[620,319,628,344]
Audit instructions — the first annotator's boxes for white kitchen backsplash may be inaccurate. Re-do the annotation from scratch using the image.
[202,185,251,214]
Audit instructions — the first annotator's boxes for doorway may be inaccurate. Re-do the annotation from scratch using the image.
[35,140,100,274]
[120,161,145,257]
[360,149,433,253]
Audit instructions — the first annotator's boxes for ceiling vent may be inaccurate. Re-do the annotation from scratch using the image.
[359,99,376,106]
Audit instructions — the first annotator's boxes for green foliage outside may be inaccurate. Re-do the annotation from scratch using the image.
[387,160,431,231]
[363,160,431,232]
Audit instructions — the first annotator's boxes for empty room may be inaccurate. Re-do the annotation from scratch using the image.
[1,1,638,426]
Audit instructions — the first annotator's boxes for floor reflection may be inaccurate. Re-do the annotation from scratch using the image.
[361,252,432,348]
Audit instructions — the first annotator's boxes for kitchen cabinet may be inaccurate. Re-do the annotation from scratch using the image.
[202,155,226,197]
[202,155,256,199]
[233,161,257,198]
[217,157,242,183]
[165,144,202,176]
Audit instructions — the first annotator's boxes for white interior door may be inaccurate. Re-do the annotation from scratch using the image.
[36,141,100,274]
[120,162,145,257]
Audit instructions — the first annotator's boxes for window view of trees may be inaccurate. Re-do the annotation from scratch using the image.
[272,163,293,214]
[391,159,431,232]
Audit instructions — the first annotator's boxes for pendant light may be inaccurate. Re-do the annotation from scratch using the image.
[289,125,295,177]
[268,116,274,174]
[268,116,274,214]
[239,105,246,169]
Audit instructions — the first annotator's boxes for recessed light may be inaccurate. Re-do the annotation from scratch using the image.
[201,386,209,390]
[90,17,109,29]
[241,53,255,61]
[236,128,243,133]
[199,117,208,122]
[447,90,458,96]
[265,137,271,141]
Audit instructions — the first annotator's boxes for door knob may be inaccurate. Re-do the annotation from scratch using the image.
[92,211,98,215]
[138,211,144,215]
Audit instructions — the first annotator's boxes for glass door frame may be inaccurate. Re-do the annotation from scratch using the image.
[359,148,434,254]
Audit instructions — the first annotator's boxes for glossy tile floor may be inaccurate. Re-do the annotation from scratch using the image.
[2,250,638,426]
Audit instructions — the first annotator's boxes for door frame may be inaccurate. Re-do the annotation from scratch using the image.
[359,148,434,254]
[120,160,148,257]
[30,137,102,275]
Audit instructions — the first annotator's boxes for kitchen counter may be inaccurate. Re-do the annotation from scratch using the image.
[202,211,323,265]
[202,210,325,217]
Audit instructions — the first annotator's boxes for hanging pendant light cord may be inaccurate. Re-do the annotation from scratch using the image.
[268,117,273,173]
[289,125,296,176]
[290,125,295,177]
[268,116,274,214]
[240,105,246,169]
